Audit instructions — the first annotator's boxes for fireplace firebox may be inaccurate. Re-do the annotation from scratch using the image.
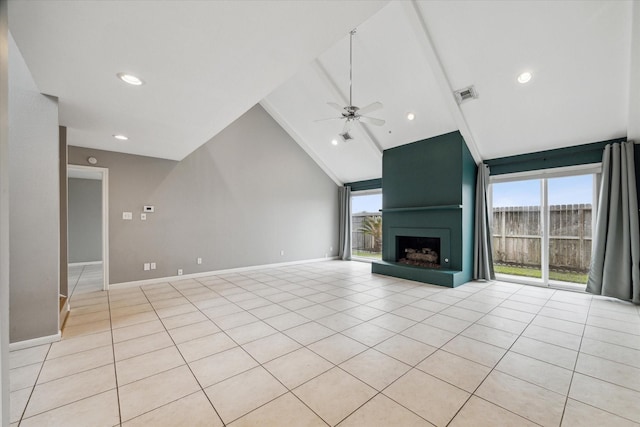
[396,236,441,269]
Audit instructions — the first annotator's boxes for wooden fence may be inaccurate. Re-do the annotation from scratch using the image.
[492,204,592,272]
[352,212,380,252]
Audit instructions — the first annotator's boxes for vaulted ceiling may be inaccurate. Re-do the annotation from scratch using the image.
[9,1,640,185]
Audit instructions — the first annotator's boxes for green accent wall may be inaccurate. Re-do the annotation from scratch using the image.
[345,178,382,192]
[373,131,476,287]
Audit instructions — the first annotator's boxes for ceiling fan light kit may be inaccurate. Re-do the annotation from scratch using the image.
[316,28,385,142]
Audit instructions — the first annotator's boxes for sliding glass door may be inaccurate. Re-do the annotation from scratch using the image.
[351,190,382,260]
[490,166,599,288]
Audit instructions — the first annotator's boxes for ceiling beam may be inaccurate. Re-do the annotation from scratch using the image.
[628,1,640,142]
[400,0,483,164]
[311,60,383,159]
[260,99,344,186]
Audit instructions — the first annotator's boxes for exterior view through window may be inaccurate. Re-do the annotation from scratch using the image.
[351,190,382,260]
[490,170,597,287]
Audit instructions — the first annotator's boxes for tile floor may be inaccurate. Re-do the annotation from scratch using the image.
[9,260,640,426]
[68,263,103,296]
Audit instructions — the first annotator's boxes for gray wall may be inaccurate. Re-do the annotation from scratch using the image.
[69,104,340,284]
[68,178,102,263]
[0,0,10,422]
[9,32,60,342]
[59,126,67,295]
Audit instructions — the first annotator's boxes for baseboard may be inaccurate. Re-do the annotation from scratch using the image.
[9,332,61,351]
[109,256,340,290]
[69,261,102,267]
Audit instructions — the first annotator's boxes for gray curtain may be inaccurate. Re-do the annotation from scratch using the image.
[587,141,640,303]
[473,163,495,280]
[338,185,352,260]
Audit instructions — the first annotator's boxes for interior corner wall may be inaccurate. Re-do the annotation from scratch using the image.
[68,104,340,284]
[0,0,10,423]
[8,32,60,342]
[68,178,102,263]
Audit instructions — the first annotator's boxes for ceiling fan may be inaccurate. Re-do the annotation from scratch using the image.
[316,29,385,141]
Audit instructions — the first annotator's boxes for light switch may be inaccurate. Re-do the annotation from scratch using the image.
[143,263,150,271]
[123,212,133,220]
[150,262,156,270]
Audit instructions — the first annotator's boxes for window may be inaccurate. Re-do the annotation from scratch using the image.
[351,189,382,260]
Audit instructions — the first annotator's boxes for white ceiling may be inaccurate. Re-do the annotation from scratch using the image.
[9,1,639,185]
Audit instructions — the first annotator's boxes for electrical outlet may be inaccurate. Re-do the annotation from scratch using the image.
[280,250,284,256]
[197,257,202,265]
[150,262,156,270]
[141,213,147,221]
[177,269,183,276]
[329,246,333,252]
[143,263,150,271]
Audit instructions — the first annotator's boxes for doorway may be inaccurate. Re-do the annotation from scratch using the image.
[67,165,109,295]
[489,164,600,290]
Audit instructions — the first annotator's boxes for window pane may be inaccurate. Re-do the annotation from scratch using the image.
[351,192,382,259]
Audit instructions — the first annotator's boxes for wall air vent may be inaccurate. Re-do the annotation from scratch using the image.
[453,85,478,105]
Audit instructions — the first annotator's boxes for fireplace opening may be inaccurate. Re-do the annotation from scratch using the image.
[396,236,441,269]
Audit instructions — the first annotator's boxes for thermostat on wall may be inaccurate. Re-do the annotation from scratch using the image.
[143,206,155,212]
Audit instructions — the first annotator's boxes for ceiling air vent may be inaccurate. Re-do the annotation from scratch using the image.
[340,131,354,142]
[454,85,478,105]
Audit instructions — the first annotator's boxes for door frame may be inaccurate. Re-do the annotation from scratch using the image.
[489,163,601,289]
[67,165,109,291]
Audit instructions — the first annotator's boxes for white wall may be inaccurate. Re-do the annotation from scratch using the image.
[8,32,59,343]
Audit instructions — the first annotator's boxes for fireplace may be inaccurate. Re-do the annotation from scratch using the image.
[397,236,441,269]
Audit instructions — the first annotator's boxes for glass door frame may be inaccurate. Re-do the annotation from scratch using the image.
[488,163,601,289]
[350,188,383,263]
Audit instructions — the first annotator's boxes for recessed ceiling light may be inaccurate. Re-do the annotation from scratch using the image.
[407,112,415,121]
[113,134,129,141]
[517,71,532,84]
[117,72,144,86]
[331,139,338,146]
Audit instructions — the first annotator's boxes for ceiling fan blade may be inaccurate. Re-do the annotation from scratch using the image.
[327,102,345,112]
[343,120,353,134]
[357,101,383,115]
[360,116,385,126]
[314,117,343,122]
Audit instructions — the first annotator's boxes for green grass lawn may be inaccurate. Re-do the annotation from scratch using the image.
[494,265,587,284]
[353,250,382,260]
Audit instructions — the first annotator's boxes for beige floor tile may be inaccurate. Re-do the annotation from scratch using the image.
[561,398,639,427]
[522,324,582,350]
[242,332,301,364]
[48,331,112,360]
[263,347,333,389]
[264,311,310,330]
[510,336,577,370]
[500,299,542,314]
[569,373,640,423]
[110,311,159,329]
[10,363,41,392]
[401,323,456,348]
[155,302,198,319]
[575,353,640,392]
[422,313,472,334]
[417,350,491,393]
[449,396,539,427]
[531,314,585,336]
[476,371,565,427]
[442,335,506,368]
[38,345,114,384]
[583,325,640,350]
[205,366,287,424]
[189,346,258,387]
[340,349,411,391]
[489,306,536,323]
[408,299,449,313]
[440,306,485,322]
[111,319,165,343]
[123,391,223,427]
[374,334,436,366]
[109,295,148,309]
[293,367,376,426]
[20,389,119,427]
[538,306,587,324]
[116,346,185,385]
[235,297,271,310]
[226,321,278,344]
[10,387,31,423]
[342,323,396,347]
[342,304,386,321]
[161,310,208,330]
[118,365,200,422]
[150,296,190,309]
[367,314,416,334]
[580,337,640,369]
[391,305,434,322]
[25,364,116,418]
[297,303,338,320]
[249,303,290,319]
[338,393,434,427]
[64,309,110,328]
[475,314,528,334]
[203,305,247,324]
[496,351,573,395]
[308,333,368,364]
[316,312,363,332]
[284,321,336,345]
[229,392,326,427]
[62,319,111,339]
[461,324,518,349]
[110,303,154,319]
[114,330,174,361]
[177,331,237,362]
[168,320,221,344]
[383,368,470,427]
[586,315,640,334]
